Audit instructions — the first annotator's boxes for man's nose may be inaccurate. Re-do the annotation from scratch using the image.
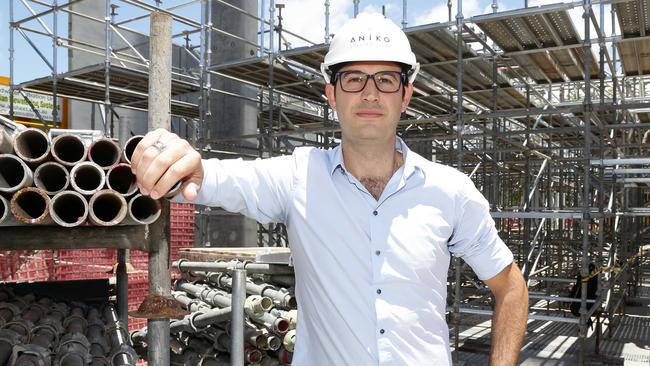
[360,77,380,102]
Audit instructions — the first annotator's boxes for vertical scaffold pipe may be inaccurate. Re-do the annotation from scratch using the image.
[230,269,246,366]
[146,10,173,366]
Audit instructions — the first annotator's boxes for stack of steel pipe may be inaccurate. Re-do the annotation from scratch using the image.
[130,260,297,365]
[0,284,138,366]
[0,128,161,227]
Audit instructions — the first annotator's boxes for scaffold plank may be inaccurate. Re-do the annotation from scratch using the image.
[211,55,325,103]
[18,63,200,118]
[613,1,650,75]
[475,7,600,83]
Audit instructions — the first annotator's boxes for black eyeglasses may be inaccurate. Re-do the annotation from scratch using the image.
[334,70,406,93]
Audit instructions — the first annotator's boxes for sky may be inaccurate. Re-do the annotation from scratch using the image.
[0,0,621,84]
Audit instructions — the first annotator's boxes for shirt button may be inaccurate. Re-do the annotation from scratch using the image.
[373,210,378,216]
[375,250,381,256]
[379,329,385,334]
[376,289,382,294]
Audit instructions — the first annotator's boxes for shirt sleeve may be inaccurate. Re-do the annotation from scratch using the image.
[447,176,514,280]
[174,154,295,225]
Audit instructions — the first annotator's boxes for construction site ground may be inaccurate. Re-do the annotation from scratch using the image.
[453,262,650,365]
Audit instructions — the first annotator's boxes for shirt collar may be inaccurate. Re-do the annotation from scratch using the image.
[329,136,422,178]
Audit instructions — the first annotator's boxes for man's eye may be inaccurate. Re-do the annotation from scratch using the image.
[377,77,395,84]
[347,76,364,83]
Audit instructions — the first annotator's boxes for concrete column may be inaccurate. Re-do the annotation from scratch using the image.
[205,0,259,247]
[146,11,172,366]
[68,0,148,135]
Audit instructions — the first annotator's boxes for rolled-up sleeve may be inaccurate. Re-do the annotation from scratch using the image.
[178,155,295,225]
[447,177,513,280]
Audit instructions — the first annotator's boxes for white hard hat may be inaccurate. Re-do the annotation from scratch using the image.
[321,12,420,84]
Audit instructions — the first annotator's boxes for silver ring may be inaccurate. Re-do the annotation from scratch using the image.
[152,140,166,152]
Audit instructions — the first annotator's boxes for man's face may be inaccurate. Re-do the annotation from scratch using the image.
[325,61,414,144]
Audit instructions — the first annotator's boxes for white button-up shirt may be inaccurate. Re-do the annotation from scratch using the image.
[190,138,513,365]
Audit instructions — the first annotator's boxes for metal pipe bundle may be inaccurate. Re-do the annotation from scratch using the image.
[210,276,296,310]
[10,187,54,225]
[134,262,297,365]
[88,190,127,226]
[170,291,211,313]
[0,129,13,154]
[121,136,143,164]
[12,311,64,366]
[85,308,110,366]
[70,162,105,196]
[0,195,20,227]
[88,139,120,171]
[106,164,138,197]
[62,306,87,335]
[0,329,21,366]
[50,191,88,227]
[125,194,161,225]
[51,134,87,167]
[269,309,297,330]
[54,333,92,366]
[102,304,137,366]
[13,128,50,166]
[173,260,294,276]
[0,154,33,194]
[0,128,163,227]
[174,280,233,309]
[0,288,138,366]
[169,307,232,334]
[170,349,201,366]
[34,162,69,195]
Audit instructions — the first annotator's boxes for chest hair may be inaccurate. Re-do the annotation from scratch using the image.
[360,176,390,200]
[358,152,403,200]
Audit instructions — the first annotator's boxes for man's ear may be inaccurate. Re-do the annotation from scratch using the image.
[401,83,414,113]
[325,83,336,110]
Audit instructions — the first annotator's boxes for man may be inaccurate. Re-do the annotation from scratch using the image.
[132,12,528,366]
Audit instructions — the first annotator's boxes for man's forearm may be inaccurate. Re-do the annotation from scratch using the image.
[489,266,528,365]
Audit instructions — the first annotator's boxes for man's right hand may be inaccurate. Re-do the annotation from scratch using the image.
[130,128,203,201]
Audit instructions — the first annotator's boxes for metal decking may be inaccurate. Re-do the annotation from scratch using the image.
[19,64,201,118]
[474,5,599,84]
[615,0,650,76]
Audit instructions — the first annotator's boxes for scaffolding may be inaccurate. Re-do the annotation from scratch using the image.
[7,0,650,364]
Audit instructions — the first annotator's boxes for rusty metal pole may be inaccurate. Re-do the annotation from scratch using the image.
[147,10,172,366]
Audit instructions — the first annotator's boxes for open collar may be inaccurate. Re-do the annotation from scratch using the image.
[329,136,422,180]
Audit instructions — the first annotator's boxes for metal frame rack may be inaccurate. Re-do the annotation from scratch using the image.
[7,0,650,365]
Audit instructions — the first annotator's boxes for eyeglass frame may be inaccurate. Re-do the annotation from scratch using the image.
[332,70,408,93]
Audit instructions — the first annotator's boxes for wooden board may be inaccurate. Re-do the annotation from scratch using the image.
[179,247,291,263]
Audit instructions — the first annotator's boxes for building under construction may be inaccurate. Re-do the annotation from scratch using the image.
[1,0,649,365]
